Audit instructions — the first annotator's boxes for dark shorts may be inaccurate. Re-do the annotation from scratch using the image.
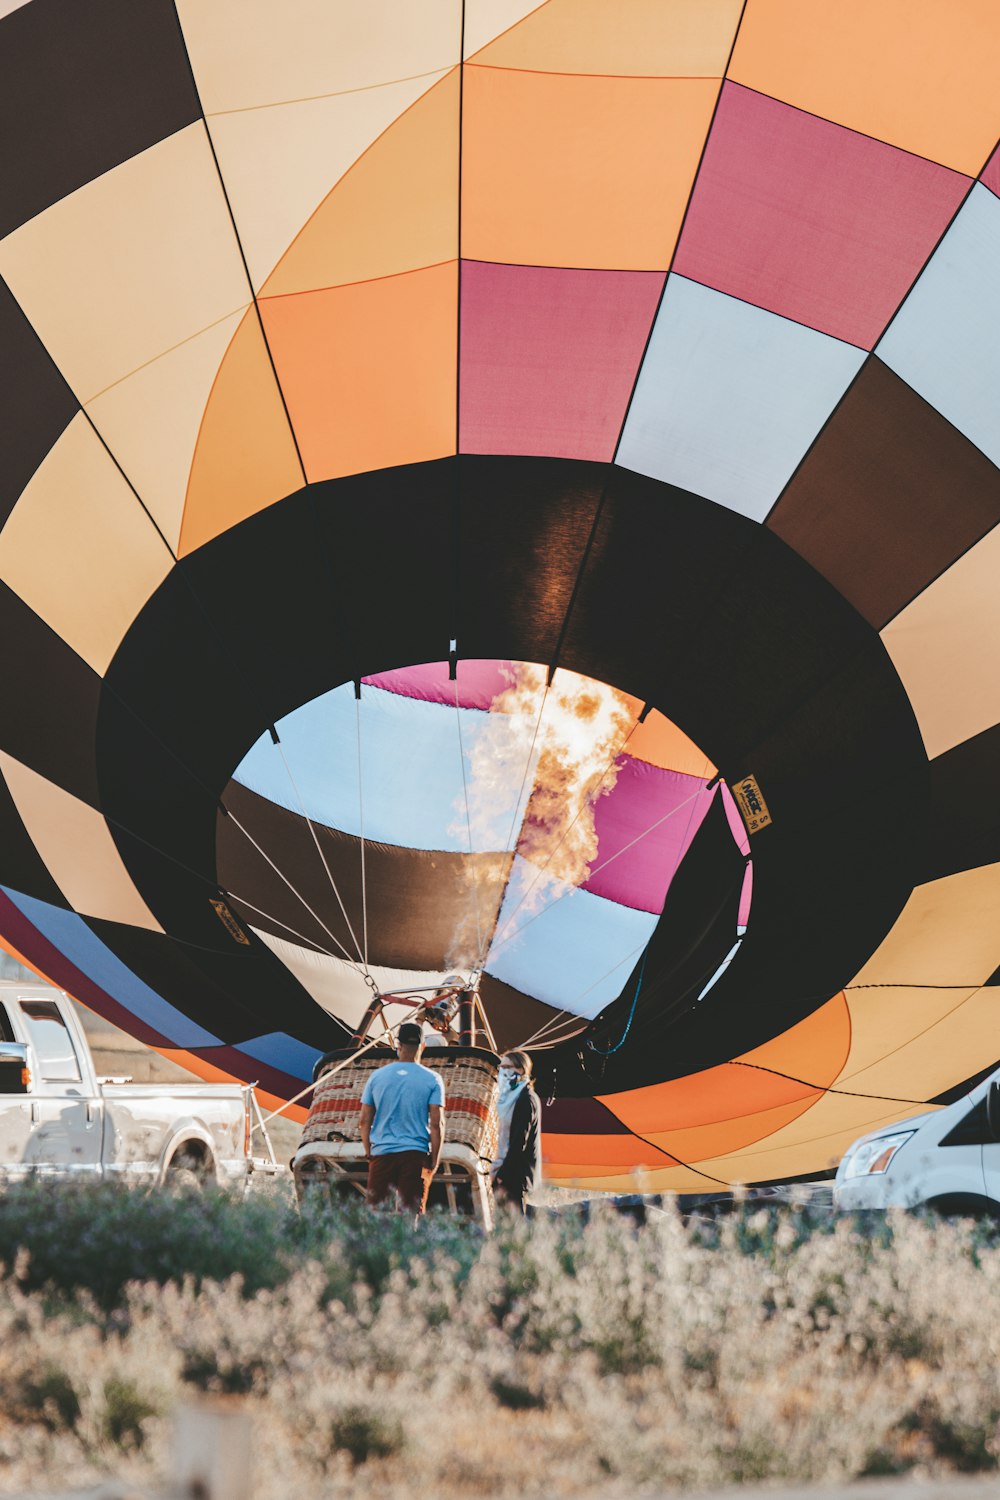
[367,1150,433,1213]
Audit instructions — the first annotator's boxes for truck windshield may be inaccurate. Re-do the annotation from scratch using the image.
[19,1001,82,1082]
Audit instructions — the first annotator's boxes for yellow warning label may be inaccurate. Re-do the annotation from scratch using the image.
[210,898,251,945]
[731,774,772,836]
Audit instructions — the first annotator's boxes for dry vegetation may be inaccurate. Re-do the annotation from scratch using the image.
[1,1180,999,1497]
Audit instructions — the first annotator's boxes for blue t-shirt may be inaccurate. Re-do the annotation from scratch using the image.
[361,1061,445,1155]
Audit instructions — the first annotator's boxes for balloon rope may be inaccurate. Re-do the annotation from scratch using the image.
[489,785,707,962]
[224,889,361,965]
[453,677,485,964]
[224,807,368,972]
[487,710,640,955]
[256,997,427,1127]
[586,948,649,1056]
[271,739,371,978]
[513,936,650,1051]
[472,676,551,975]
[355,693,369,972]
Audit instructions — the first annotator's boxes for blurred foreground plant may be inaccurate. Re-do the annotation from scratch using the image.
[0,1181,998,1497]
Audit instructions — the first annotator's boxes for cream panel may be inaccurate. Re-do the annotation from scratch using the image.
[851,862,1000,989]
[86,310,247,552]
[0,124,249,403]
[839,985,979,1083]
[211,72,449,291]
[177,0,461,113]
[882,522,1000,759]
[464,0,550,58]
[0,414,172,675]
[840,985,1000,1101]
[545,1164,720,1193]
[0,752,162,932]
[249,928,466,1034]
[696,1097,935,1183]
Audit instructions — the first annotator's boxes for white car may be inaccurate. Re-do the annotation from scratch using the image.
[834,1067,1000,1217]
[0,982,275,1186]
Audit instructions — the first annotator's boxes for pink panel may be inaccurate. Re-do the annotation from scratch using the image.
[582,756,714,913]
[460,261,664,460]
[982,145,1000,199]
[720,780,750,856]
[674,83,970,350]
[738,860,753,929]
[364,659,515,711]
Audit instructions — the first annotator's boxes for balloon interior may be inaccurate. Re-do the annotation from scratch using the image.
[0,0,998,1195]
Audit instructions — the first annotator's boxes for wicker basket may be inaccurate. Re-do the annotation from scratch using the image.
[299,1046,500,1163]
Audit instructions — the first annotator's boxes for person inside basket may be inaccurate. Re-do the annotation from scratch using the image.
[359,1022,445,1215]
[491,1049,541,1215]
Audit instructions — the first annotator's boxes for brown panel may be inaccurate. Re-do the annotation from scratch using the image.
[218,780,511,973]
[0,278,77,525]
[0,0,200,237]
[768,359,1000,629]
[477,974,589,1055]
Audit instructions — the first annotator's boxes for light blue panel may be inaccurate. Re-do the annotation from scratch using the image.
[879,184,1000,467]
[237,1031,321,1081]
[235,682,536,853]
[485,857,657,1018]
[616,275,865,519]
[1,888,222,1048]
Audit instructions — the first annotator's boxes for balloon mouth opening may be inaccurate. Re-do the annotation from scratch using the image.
[222,659,752,1044]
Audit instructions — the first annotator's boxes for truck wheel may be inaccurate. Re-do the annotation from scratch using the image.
[167,1148,213,1192]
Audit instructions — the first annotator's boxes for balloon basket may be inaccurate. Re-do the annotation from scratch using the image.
[291,1046,500,1227]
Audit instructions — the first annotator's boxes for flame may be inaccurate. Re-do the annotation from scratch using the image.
[448,663,636,966]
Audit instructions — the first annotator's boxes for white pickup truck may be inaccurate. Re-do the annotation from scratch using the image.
[0,982,271,1187]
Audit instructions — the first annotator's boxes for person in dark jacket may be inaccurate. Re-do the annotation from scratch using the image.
[491,1049,541,1213]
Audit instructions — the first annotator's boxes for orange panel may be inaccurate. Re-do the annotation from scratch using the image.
[542,1131,678,1171]
[161,1048,308,1124]
[462,66,719,270]
[178,310,303,557]
[261,70,460,299]
[628,708,716,776]
[740,991,851,1082]
[471,0,743,76]
[729,0,1000,175]
[600,1060,814,1135]
[599,994,850,1138]
[643,1091,823,1163]
[260,261,458,484]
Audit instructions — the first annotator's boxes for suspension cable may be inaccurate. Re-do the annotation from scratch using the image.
[354,691,369,972]
[472,673,552,974]
[513,935,651,1050]
[489,784,707,963]
[271,737,371,978]
[224,806,374,980]
[488,709,641,954]
[453,677,485,962]
[224,888,364,967]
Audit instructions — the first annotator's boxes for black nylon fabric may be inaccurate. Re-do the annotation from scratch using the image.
[92,456,926,1087]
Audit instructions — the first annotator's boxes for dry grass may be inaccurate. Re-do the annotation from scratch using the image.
[0,1182,998,1496]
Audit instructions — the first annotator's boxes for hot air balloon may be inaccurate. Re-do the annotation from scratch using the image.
[0,0,998,1192]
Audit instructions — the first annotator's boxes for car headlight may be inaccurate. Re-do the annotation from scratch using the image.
[843,1130,916,1179]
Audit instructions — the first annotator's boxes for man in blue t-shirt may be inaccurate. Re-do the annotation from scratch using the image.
[359,1022,445,1214]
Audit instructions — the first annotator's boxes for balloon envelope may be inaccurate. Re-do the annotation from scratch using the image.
[0,0,998,1188]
